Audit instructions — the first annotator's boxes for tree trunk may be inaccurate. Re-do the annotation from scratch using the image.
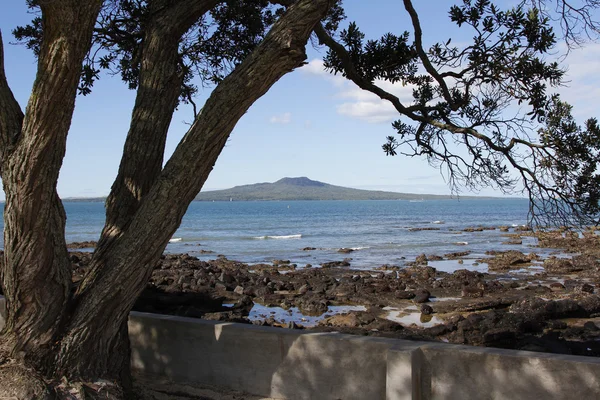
[50,0,333,382]
[0,0,102,371]
[0,0,333,395]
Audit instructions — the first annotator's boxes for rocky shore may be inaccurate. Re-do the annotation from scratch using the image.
[65,226,600,357]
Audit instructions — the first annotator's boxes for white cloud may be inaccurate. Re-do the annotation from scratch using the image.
[554,43,600,119]
[269,112,292,124]
[337,101,398,124]
[301,59,328,76]
[302,58,414,124]
[301,58,346,87]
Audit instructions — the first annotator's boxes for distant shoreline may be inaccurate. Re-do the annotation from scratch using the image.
[61,196,526,202]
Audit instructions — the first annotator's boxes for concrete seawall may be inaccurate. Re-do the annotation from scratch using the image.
[2,297,600,399]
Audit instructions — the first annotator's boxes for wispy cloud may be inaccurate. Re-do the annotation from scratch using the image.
[269,112,292,124]
[303,58,414,123]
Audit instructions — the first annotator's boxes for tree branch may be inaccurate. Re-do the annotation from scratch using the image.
[101,0,221,243]
[0,30,24,162]
[1,0,103,361]
[61,0,334,372]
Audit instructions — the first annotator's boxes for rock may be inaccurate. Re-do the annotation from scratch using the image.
[302,247,316,251]
[233,285,244,295]
[219,272,235,284]
[298,284,310,294]
[66,240,97,249]
[502,238,523,245]
[584,321,600,331]
[577,283,595,294]
[338,248,354,253]
[444,251,471,259]
[421,304,433,315]
[484,251,538,271]
[461,284,484,298]
[549,282,565,291]
[413,288,430,303]
[319,313,361,328]
[543,257,579,274]
[395,290,416,300]
[321,260,351,268]
[299,298,329,316]
[415,253,428,265]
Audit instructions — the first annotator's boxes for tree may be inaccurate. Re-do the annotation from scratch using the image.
[0,0,597,397]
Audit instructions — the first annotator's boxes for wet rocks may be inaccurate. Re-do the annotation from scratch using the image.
[66,241,97,249]
[338,248,354,254]
[483,251,538,271]
[421,304,433,315]
[415,254,428,265]
[444,251,471,259]
[412,288,430,303]
[321,260,351,268]
[543,257,579,274]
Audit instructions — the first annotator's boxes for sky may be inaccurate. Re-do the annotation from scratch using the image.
[0,1,599,199]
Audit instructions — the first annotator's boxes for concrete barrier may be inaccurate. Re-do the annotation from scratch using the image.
[1,297,600,399]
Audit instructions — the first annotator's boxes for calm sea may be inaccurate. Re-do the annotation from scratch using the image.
[0,199,537,271]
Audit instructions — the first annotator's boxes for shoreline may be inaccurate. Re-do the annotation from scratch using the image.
[63,226,600,358]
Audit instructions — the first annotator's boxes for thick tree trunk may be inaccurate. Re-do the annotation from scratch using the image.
[0,0,333,395]
[0,1,102,371]
[50,0,333,383]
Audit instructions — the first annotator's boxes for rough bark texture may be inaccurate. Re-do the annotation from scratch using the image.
[55,0,332,379]
[0,0,333,395]
[102,0,220,241]
[0,1,103,369]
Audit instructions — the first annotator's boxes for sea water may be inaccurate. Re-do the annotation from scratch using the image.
[0,199,536,269]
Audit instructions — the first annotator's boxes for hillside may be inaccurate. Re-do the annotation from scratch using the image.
[194,177,467,201]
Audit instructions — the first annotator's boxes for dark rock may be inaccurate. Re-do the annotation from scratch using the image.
[395,290,415,300]
[484,251,538,271]
[321,260,351,268]
[543,257,579,274]
[549,282,565,291]
[413,288,430,303]
[444,251,471,259]
[302,247,316,251]
[584,321,600,331]
[421,304,433,315]
[415,254,428,265]
[338,248,354,254]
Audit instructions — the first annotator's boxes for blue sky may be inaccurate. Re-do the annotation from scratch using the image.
[1,1,599,199]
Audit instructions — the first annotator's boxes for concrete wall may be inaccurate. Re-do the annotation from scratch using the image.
[129,312,600,400]
[1,297,600,399]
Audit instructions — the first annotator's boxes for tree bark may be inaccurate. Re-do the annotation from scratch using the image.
[49,0,333,385]
[102,0,220,241]
[0,0,333,393]
[0,1,102,371]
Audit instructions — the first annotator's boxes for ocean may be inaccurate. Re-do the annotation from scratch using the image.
[0,199,539,271]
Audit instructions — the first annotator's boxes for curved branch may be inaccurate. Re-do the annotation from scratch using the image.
[402,0,457,108]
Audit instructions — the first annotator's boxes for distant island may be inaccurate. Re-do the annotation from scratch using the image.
[193,177,498,201]
[62,177,514,202]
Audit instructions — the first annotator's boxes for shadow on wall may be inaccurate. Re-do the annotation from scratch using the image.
[128,312,415,400]
[416,343,600,399]
[128,311,600,400]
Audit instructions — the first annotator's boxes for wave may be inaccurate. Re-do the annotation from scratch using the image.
[169,237,183,243]
[253,234,302,240]
[350,246,371,250]
[432,220,445,224]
